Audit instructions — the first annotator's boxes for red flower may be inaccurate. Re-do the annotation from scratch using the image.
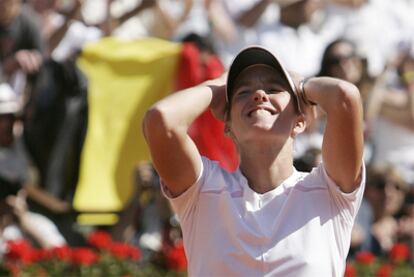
[164,240,187,272]
[87,230,112,249]
[344,263,357,277]
[5,240,35,264]
[109,242,141,261]
[109,243,131,260]
[376,264,393,277]
[51,245,72,261]
[356,251,376,265]
[389,243,410,263]
[31,248,53,262]
[128,245,141,261]
[71,247,99,266]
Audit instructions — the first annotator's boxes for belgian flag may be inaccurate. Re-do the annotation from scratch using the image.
[73,38,237,225]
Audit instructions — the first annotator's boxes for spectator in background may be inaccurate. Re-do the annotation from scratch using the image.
[352,165,408,256]
[318,38,372,104]
[21,57,88,246]
[0,83,66,252]
[28,0,102,62]
[0,190,66,252]
[5,0,93,248]
[205,0,237,46]
[111,161,173,261]
[28,0,102,61]
[0,83,29,191]
[316,38,376,162]
[324,0,412,77]
[366,46,414,186]
[294,38,367,160]
[110,0,207,42]
[0,83,71,216]
[28,0,73,53]
[0,0,44,99]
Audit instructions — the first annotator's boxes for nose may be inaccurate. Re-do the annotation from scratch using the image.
[253,90,269,103]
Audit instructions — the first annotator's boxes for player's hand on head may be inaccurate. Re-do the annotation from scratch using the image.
[289,71,318,126]
[206,72,228,122]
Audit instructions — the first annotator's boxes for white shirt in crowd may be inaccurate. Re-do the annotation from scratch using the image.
[163,156,366,277]
[258,21,339,77]
[0,212,66,256]
[371,117,414,185]
[217,0,280,67]
[51,20,102,62]
[112,0,210,41]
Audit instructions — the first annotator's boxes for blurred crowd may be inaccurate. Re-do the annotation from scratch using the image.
[1,0,414,267]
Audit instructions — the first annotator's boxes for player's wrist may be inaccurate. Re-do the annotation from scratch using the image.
[299,77,317,106]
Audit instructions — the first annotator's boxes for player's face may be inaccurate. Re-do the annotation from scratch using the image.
[228,64,298,144]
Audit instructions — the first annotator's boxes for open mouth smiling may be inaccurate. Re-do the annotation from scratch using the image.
[247,106,277,117]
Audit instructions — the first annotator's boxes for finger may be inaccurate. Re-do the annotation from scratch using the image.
[25,54,37,74]
[15,51,31,73]
[25,52,42,74]
[16,51,40,74]
[17,189,27,201]
[31,51,43,72]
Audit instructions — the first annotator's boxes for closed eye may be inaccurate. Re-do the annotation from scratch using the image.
[234,88,251,97]
[267,87,285,94]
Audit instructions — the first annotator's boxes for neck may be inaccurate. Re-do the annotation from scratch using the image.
[238,139,294,194]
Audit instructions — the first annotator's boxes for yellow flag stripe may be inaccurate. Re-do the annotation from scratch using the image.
[74,37,181,213]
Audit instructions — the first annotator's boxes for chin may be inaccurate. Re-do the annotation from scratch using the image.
[241,127,281,141]
[245,125,275,136]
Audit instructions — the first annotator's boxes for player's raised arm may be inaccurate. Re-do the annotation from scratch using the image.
[142,74,227,197]
[302,77,364,193]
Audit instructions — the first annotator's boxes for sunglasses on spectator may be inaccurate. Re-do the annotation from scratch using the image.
[373,180,405,191]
